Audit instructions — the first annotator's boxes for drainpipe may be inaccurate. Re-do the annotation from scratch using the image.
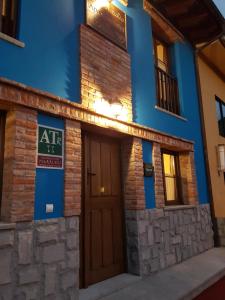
[194,46,220,246]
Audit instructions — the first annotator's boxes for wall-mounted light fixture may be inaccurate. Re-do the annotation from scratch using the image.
[110,99,123,119]
[93,0,112,10]
[93,98,128,121]
[217,144,225,174]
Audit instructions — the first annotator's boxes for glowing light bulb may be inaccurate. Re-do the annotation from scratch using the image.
[93,98,111,116]
[111,100,123,118]
[93,0,110,10]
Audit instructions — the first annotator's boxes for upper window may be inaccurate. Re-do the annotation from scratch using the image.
[0,0,18,38]
[162,150,182,205]
[216,97,225,138]
[153,38,170,73]
[153,36,180,115]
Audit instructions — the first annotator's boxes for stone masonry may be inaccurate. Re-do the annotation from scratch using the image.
[126,204,214,276]
[0,216,79,300]
[216,218,225,246]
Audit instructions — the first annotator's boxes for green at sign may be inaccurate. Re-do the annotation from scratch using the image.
[38,126,63,156]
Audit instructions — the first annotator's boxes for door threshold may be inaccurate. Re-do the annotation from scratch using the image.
[79,273,141,300]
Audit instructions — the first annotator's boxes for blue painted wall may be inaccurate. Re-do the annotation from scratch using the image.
[115,0,209,205]
[34,114,64,220]
[142,141,155,209]
[0,0,85,102]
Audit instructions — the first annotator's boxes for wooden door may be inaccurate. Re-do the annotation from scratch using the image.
[82,133,124,286]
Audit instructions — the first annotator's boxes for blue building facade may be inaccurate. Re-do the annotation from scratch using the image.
[0,0,221,297]
[0,0,208,211]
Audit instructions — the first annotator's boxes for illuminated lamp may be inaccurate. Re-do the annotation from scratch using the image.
[110,99,123,119]
[93,0,112,10]
[217,144,225,173]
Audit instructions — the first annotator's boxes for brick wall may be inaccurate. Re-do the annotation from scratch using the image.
[179,152,198,206]
[1,107,37,222]
[122,137,145,210]
[152,142,165,208]
[0,78,194,152]
[1,108,83,222]
[80,25,133,122]
[64,120,82,216]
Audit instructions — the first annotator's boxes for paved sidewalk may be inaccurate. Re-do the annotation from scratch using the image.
[80,248,225,300]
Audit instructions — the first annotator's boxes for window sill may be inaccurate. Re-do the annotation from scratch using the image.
[0,222,16,230]
[155,105,187,122]
[164,205,196,211]
[0,32,25,48]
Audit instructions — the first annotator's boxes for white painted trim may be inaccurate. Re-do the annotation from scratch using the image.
[155,105,188,122]
[0,32,25,48]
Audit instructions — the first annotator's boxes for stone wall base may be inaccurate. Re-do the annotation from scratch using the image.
[0,217,79,300]
[216,218,225,246]
[126,204,214,276]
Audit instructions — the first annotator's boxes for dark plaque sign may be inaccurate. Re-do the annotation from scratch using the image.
[37,125,64,169]
[86,0,127,49]
[143,163,154,177]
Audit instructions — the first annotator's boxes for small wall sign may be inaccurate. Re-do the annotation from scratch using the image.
[86,0,127,49]
[143,163,154,177]
[37,125,64,169]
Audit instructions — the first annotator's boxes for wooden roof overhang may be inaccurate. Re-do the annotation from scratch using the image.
[148,0,224,45]
[200,37,225,82]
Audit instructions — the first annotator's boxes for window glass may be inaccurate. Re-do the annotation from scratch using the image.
[222,103,225,121]
[165,177,177,202]
[216,100,221,121]
[162,152,180,204]
[154,38,169,72]
[153,35,180,115]
[163,153,175,176]
[216,98,225,137]
[1,0,18,37]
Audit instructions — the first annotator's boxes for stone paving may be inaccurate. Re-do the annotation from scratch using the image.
[82,248,225,300]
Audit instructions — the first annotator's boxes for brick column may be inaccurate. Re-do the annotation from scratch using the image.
[122,137,145,210]
[152,142,165,208]
[64,120,81,216]
[1,107,37,222]
[179,151,198,205]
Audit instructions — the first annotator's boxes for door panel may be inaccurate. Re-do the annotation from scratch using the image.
[83,133,124,286]
[90,140,101,196]
[101,142,111,196]
[111,143,120,196]
[91,210,102,270]
[102,209,113,267]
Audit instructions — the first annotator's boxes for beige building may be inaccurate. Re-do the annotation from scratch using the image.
[197,36,225,245]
